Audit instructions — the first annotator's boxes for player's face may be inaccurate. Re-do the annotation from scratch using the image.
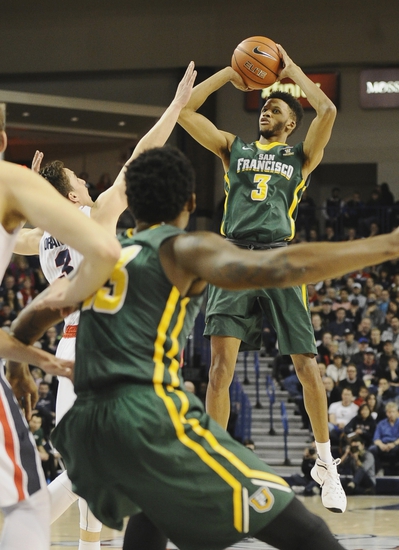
[259,99,293,139]
[65,168,94,207]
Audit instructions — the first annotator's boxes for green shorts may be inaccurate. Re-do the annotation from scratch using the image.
[204,284,317,355]
[52,383,293,550]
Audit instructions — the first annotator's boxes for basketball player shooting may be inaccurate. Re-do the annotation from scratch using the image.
[178,43,347,513]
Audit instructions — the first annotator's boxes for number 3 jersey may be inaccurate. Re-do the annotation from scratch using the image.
[39,205,91,327]
[222,137,307,243]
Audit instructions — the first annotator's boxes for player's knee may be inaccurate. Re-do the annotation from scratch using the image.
[208,361,234,390]
[293,354,318,382]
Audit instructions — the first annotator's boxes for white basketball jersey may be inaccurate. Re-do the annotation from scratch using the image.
[39,205,91,326]
[0,223,21,280]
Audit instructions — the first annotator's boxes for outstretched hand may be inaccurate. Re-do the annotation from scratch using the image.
[31,150,44,173]
[173,61,197,108]
[275,44,296,81]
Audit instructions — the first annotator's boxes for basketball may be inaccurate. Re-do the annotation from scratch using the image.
[231,36,282,89]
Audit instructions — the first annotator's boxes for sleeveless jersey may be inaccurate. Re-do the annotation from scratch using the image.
[221,137,307,243]
[0,223,21,280]
[39,205,91,327]
[74,224,203,392]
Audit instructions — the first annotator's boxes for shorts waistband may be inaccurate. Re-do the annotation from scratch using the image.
[63,324,78,338]
[225,238,288,250]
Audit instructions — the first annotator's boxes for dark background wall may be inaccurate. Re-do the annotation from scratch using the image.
[1,0,399,228]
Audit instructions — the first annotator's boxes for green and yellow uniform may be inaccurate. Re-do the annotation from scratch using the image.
[52,224,293,550]
[205,137,317,354]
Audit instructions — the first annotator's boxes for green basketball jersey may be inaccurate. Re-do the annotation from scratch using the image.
[74,224,203,392]
[221,137,307,243]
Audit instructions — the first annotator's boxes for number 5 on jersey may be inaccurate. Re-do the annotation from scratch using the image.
[82,245,142,314]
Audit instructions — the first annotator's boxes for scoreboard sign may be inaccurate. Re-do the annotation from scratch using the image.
[245,72,340,111]
[360,68,399,108]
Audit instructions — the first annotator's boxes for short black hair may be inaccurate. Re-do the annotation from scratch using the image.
[125,145,195,225]
[267,90,304,134]
[40,160,73,198]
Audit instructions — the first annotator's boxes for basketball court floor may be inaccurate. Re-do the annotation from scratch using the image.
[2,493,397,549]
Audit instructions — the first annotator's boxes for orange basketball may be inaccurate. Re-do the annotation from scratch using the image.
[231,36,282,89]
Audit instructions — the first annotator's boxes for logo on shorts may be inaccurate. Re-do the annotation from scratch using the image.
[249,487,275,513]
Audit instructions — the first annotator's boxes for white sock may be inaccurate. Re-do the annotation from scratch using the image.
[78,541,101,550]
[48,471,79,524]
[315,441,333,464]
[78,498,102,550]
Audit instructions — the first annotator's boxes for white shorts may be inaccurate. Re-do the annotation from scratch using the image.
[0,369,46,508]
[55,335,77,424]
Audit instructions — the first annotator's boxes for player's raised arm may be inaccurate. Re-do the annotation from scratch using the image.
[178,67,244,169]
[2,161,121,306]
[92,62,198,234]
[276,44,337,179]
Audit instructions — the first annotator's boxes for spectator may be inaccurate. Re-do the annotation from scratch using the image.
[322,187,345,238]
[311,313,324,345]
[5,288,22,312]
[381,316,399,353]
[40,326,61,355]
[354,385,370,407]
[338,363,363,397]
[379,182,395,207]
[362,298,385,330]
[376,269,392,291]
[357,348,379,389]
[380,356,399,392]
[338,329,359,364]
[328,307,353,340]
[369,402,399,475]
[0,303,17,328]
[368,327,384,354]
[308,228,319,242]
[355,317,372,341]
[378,289,391,315]
[323,225,338,242]
[365,393,386,423]
[339,435,376,495]
[328,387,359,446]
[16,277,38,307]
[351,337,371,366]
[343,405,376,448]
[286,444,319,496]
[272,354,294,389]
[377,339,398,371]
[317,331,334,364]
[376,378,397,408]
[30,367,44,388]
[349,282,367,309]
[360,189,383,237]
[343,192,364,233]
[346,298,363,329]
[33,381,56,438]
[332,289,352,312]
[326,354,347,385]
[318,298,336,328]
[323,376,342,407]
